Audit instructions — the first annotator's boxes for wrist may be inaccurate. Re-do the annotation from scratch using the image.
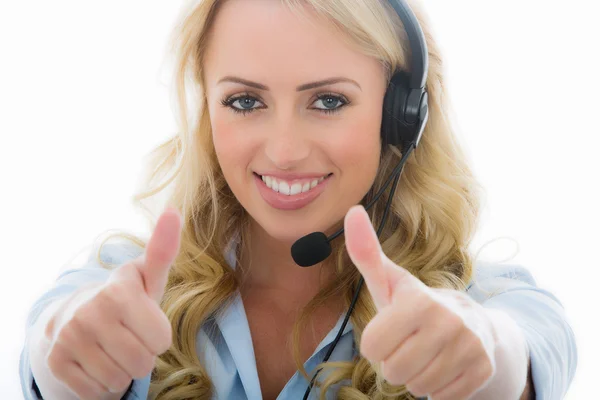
[470,308,529,400]
[487,308,529,363]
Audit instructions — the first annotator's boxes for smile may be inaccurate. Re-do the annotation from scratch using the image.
[253,172,333,211]
[258,173,331,195]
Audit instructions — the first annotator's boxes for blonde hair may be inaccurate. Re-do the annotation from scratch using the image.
[96,0,482,398]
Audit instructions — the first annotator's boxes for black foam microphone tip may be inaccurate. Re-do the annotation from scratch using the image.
[291,231,332,267]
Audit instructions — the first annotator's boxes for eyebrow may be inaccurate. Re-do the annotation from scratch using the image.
[217,76,362,91]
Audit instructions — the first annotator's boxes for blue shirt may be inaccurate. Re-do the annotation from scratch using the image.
[20,242,577,399]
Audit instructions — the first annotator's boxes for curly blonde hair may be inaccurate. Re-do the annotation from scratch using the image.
[95,0,482,398]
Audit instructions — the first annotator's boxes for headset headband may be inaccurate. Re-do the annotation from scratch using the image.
[387,0,428,90]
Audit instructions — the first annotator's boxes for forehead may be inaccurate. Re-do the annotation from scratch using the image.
[204,0,384,88]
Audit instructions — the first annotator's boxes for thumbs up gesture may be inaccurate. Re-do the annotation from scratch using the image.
[44,208,183,399]
[345,206,506,400]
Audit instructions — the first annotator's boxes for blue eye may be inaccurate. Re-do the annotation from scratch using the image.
[312,93,349,114]
[221,94,264,115]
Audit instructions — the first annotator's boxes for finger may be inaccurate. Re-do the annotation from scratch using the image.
[382,309,461,387]
[429,360,492,400]
[60,363,107,400]
[98,323,156,379]
[344,206,424,309]
[344,205,391,309]
[139,207,183,302]
[46,343,107,399]
[79,344,132,394]
[104,265,172,354]
[56,317,132,392]
[360,299,423,362]
[121,291,173,355]
[405,332,479,396]
[381,329,437,386]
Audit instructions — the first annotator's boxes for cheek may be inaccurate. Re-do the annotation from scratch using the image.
[211,119,236,177]
[210,109,258,180]
[211,120,255,204]
[336,112,382,194]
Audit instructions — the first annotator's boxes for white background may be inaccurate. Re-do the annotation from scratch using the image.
[1,0,597,398]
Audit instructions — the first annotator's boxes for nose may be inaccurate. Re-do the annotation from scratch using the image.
[264,115,311,170]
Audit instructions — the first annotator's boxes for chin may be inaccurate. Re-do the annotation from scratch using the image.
[252,212,326,245]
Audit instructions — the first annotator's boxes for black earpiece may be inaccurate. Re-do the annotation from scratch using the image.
[381,70,429,148]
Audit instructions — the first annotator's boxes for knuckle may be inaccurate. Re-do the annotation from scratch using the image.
[421,296,440,315]
[469,362,492,389]
[78,389,98,400]
[156,315,173,354]
[94,362,126,391]
[447,318,466,341]
[46,347,66,376]
[465,332,485,353]
[99,282,129,310]
[444,311,464,331]
[381,361,401,386]
[480,359,494,381]
[56,320,82,346]
[123,343,156,378]
[106,370,132,392]
[44,314,58,341]
[71,308,96,334]
[79,384,104,400]
[406,381,426,396]
[133,354,156,378]
[431,313,462,342]
[456,334,479,362]
[460,334,484,364]
[157,332,173,355]
[48,356,101,400]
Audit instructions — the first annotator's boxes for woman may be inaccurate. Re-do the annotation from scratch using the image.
[20,0,577,399]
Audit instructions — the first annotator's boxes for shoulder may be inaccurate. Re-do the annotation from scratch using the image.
[465,261,563,306]
[468,261,537,288]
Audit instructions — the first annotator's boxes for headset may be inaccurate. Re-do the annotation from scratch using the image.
[291,0,430,398]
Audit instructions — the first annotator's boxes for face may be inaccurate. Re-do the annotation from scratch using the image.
[204,0,387,244]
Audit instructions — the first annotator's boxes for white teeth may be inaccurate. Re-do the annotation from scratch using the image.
[290,183,302,195]
[279,181,290,195]
[260,174,329,196]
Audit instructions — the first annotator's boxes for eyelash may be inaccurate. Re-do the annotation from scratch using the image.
[219,92,350,116]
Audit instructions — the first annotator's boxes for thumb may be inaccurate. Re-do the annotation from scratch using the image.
[345,205,423,310]
[138,207,183,302]
[344,205,392,310]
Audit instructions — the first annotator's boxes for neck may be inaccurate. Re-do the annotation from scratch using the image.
[236,222,337,300]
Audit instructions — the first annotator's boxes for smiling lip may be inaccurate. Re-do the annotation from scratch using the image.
[254,173,332,210]
[254,171,330,180]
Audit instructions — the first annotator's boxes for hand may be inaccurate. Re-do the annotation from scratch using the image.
[344,205,498,400]
[44,207,183,400]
